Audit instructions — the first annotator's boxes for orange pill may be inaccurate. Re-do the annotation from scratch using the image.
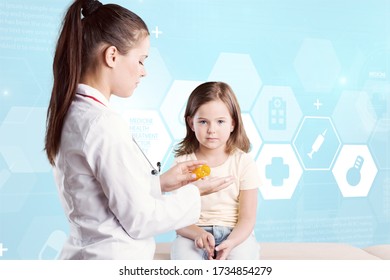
[192,164,211,179]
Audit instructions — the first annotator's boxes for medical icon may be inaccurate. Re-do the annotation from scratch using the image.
[38,230,67,260]
[257,144,303,200]
[293,116,341,170]
[307,129,327,159]
[332,145,377,197]
[346,156,364,186]
[0,243,8,257]
[265,157,290,186]
[268,97,286,130]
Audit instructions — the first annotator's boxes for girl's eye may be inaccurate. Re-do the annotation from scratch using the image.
[139,61,144,66]
[199,120,207,125]
[218,120,225,124]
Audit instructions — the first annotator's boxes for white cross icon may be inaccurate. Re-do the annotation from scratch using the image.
[313,98,323,110]
[151,26,163,39]
[0,243,8,257]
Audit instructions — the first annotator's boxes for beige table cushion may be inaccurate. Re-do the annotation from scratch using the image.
[154,242,382,260]
[363,245,390,260]
[259,242,380,260]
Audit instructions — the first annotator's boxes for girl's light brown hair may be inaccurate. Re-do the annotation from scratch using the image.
[44,0,149,165]
[175,81,250,157]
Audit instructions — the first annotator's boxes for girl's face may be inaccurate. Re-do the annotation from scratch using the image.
[111,35,150,98]
[189,100,235,153]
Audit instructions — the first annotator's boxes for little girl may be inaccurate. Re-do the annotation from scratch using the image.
[171,81,261,260]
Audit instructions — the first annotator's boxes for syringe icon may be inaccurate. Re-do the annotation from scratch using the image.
[307,129,327,159]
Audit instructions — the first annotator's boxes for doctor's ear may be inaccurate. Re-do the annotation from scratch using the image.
[104,46,118,68]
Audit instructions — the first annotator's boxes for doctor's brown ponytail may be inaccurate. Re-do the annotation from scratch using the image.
[45,0,83,165]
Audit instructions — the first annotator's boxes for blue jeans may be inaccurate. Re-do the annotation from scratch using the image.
[201,226,232,259]
[171,225,260,260]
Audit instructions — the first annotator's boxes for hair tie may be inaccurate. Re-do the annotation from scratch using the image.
[82,0,103,17]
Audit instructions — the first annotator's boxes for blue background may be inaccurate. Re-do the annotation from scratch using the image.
[0,0,389,259]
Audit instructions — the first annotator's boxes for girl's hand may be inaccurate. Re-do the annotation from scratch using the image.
[159,160,206,192]
[194,231,215,259]
[214,239,235,260]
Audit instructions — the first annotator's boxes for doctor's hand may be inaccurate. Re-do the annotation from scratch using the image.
[193,176,234,196]
[159,160,207,192]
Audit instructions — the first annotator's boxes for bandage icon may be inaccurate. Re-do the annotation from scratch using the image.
[307,129,327,159]
[38,230,67,260]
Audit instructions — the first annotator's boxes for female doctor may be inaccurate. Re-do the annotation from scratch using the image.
[44,0,233,259]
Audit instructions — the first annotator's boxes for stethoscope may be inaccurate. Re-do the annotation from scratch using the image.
[132,137,161,176]
[76,92,161,176]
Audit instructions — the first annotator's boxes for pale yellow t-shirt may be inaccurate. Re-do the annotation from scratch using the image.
[175,149,261,227]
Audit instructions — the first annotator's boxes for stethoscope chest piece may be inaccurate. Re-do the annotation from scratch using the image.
[133,138,161,176]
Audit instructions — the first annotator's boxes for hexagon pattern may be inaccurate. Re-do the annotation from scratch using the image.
[121,110,172,167]
[294,38,341,93]
[252,86,303,142]
[242,113,262,159]
[293,116,341,170]
[208,53,262,111]
[256,144,303,200]
[0,107,51,173]
[0,57,42,123]
[333,90,377,143]
[332,145,378,197]
[159,80,204,140]
[369,119,390,170]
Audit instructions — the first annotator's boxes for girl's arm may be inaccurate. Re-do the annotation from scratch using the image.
[215,188,258,259]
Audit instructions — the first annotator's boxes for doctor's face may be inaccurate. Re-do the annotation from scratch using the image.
[111,35,150,98]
